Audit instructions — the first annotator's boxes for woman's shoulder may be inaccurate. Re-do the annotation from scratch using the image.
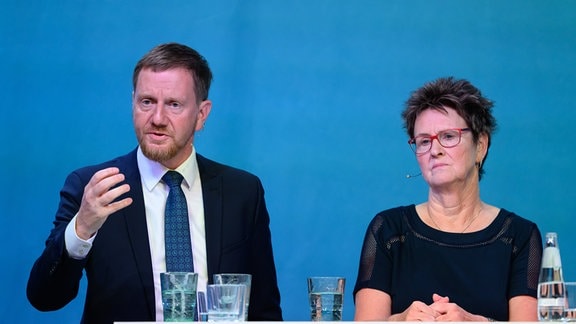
[494,207,541,239]
[374,205,415,219]
[367,205,416,232]
[497,208,539,227]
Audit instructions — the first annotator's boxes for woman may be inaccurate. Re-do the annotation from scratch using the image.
[353,77,542,321]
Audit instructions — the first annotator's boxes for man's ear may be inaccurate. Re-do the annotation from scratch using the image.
[196,100,212,131]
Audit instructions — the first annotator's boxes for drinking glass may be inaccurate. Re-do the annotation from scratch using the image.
[197,291,208,322]
[565,282,576,322]
[206,284,246,322]
[213,273,252,320]
[160,272,198,322]
[307,276,345,321]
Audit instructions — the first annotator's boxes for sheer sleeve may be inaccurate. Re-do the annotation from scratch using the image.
[526,226,543,290]
[354,208,406,298]
[509,224,542,298]
[356,215,384,284]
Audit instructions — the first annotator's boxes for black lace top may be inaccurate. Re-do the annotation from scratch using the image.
[353,205,542,321]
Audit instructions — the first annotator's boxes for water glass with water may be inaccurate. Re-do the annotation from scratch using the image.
[197,291,208,322]
[307,276,345,321]
[206,284,246,322]
[565,282,576,322]
[160,272,198,322]
[213,273,252,320]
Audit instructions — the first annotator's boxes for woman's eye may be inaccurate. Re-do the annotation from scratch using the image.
[442,133,456,140]
[418,138,431,146]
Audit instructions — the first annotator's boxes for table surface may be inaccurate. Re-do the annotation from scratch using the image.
[114,321,538,324]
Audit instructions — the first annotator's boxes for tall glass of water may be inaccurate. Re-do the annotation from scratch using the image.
[160,272,198,322]
[564,282,576,322]
[307,276,345,321]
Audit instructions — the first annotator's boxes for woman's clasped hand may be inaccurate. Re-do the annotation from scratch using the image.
[392,294,489,322]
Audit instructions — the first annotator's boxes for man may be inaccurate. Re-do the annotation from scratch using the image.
[27,42,283,323]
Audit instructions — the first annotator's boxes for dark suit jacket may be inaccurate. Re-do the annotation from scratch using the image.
[27,149,282,323]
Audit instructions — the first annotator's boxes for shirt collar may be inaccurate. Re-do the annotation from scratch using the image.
[137,145,199,192]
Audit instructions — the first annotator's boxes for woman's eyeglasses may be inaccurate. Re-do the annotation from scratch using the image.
[408,128,471,155]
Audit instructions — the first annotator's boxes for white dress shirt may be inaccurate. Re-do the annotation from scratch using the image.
[65,146,207,321]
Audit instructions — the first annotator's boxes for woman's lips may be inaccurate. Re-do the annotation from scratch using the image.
[431,163,448,170]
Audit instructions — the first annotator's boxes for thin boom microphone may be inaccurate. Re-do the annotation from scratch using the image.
[405,172,421,179]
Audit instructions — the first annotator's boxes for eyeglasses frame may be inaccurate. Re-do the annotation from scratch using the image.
[408,128,471,155]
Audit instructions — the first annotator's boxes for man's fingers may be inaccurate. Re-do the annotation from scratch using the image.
[90,167,121,184]
[91,173,127,197]
[106,197,134,213]
[101,184,131,206]
[76,168,132,239]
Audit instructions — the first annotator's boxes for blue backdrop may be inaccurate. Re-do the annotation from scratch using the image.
[2,1,575,322]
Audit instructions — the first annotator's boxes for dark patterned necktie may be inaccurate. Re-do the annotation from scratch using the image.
[163,171,194,272]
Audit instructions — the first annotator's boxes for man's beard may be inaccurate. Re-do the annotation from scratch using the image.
[140,141,180,163]
[137,130,183,163]
[136,119,197,163]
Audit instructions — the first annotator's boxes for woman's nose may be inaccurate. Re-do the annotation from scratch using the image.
[429,138,444,155]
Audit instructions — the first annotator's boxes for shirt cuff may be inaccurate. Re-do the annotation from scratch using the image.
[65,214,96,259]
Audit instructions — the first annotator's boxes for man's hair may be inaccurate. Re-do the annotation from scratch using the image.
[133,42,213,102]
[402,77,497,179]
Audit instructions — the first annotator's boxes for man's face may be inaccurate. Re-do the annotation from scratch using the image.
[132,67,211,169]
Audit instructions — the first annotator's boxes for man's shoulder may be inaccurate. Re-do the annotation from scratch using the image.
[196,154,259,180]
[71,149,137,178]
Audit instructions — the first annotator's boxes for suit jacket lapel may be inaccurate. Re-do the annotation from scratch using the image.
[196,154,223,279]
[119,149,156,317]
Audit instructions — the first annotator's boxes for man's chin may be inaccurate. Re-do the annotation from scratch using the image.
[141,144,176,163]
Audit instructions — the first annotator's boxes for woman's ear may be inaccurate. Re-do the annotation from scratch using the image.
[476,133,489,162]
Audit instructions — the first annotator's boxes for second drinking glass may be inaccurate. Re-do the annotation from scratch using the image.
[213,273,252,320]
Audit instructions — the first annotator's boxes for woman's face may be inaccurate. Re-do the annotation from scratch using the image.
[413,107,487,188]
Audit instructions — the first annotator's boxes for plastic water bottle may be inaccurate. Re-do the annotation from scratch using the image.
[537,232,566,321]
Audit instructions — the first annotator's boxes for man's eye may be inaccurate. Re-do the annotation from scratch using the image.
[141,99,152,106]
[169,102,181,109]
